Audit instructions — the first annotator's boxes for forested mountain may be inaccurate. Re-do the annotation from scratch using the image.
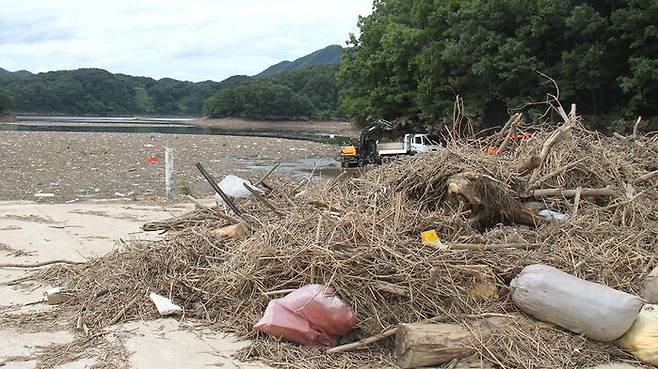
[0,45,341,116]
[338,0,658,132]
[0,68,32,78]
[256,45,344,78]
[0,68,249,115]
[204,65,340,120]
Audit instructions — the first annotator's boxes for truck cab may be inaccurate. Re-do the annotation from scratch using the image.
[408,134,438,153]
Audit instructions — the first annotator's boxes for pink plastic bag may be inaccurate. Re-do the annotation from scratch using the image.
[254,284,356,348]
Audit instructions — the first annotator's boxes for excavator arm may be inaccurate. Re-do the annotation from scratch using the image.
[340,119,393,167]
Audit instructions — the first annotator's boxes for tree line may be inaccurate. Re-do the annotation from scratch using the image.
[0,65,341,120]
[0,69,248,115]
[0,87,12,114]
[203,65,341,120]
[338,0,657,132]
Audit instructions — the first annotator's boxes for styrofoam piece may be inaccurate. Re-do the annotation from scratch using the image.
[149,292,182,316]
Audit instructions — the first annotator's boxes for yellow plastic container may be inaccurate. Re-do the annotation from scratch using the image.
[420,230,440,245]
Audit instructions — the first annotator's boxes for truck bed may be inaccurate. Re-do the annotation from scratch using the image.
[378,142,404,150]
[378,142,407,156]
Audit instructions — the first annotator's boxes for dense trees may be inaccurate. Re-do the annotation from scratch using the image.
[204,65,341,120]
[0,87,13,114]
[0,69,241,115]
[338,0,658,131]
[0,63,339,120]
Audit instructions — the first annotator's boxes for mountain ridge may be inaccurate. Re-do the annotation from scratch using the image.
[0,68,33,77]
[255,45,343,78]
[0,45,343,115]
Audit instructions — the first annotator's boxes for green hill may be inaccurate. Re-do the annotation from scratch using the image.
[0,45,341,116]
[205,64,341,120]
[256,45,343,78]
[0,68,32,78]
[0,68,249,115]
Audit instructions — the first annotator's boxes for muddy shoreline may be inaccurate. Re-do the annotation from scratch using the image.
[0,131,338,204]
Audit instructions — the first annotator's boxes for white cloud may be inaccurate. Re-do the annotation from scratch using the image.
[0,0,373,81]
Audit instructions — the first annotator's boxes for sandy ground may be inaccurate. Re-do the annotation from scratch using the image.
[0,199,271,369]
[0,131,338,204]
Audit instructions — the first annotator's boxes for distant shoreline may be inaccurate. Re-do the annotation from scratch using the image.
[0,116,358,144]
[0,113,16,122]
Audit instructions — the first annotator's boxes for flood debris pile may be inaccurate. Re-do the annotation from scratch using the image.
[37,108,657,368]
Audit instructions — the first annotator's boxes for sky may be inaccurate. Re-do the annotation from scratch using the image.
[0,0,373,82]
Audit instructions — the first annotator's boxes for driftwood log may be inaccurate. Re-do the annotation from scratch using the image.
[395,318,510,368]
[530,186,617,198]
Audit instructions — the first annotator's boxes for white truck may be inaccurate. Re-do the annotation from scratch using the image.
[377,134,440,157]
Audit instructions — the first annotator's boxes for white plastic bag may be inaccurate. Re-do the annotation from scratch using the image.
[217,175,256,198]
[510,264,644,342]
[149,292,182,316]
[538,209,570,221]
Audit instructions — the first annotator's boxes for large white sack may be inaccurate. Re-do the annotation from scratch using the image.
[510,264,644,342]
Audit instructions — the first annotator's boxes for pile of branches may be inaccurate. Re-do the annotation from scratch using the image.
[35,107,657,368]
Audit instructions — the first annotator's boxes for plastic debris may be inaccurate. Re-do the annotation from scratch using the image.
[46,287,74,305]
[420,230,440,245]
[210,223,249,238]
[217,175,258,198]
[149,292,182,316]
[618,305,658,366]
[254,284,356,348]
[538,209,570,221]
[511,264,644,342]
[34,193,56,198]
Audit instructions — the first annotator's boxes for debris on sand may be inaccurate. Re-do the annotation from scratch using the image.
[28,103,658,368]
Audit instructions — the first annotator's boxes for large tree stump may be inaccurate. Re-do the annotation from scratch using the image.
[447,172,545,226]
[395,318,509,368]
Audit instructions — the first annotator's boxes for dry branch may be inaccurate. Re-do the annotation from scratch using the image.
[496,113,523,154]
[529,114,575,184]
[327,327,398,354]
[107,297,139,326]
[633,116,643,139]
[530,186,617,198]
[0,259,85,268]
[244,183,285,217]
[634,170,658,185]
[447,243,540,251]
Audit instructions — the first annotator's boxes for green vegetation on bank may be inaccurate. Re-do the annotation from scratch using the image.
[204,65,341,120]
[0,87,13,114]
[338,0,658,132]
